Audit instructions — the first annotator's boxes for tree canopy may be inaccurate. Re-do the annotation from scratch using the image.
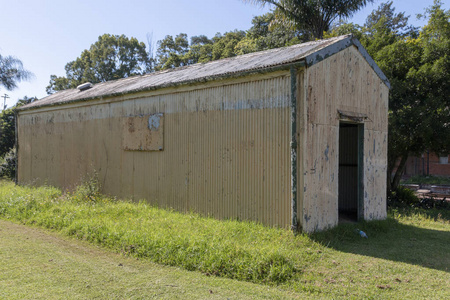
[375,1,449,191]
[315,1,449,192]
[154,31,248,70]
[243,0,374,39]
[46,34,150,94]
[154,33,190,70]
[47,15,303,90]
[235,12,302,54]
[0,95,36,158]
[0,95,37,179]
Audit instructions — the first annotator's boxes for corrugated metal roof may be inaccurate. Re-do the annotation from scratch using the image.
[20,35,389,111]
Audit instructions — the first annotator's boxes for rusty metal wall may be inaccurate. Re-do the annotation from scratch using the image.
[18,72,293,227]
[299,46,389,232]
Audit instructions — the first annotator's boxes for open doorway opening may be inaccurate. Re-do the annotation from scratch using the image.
[338,123,364,223]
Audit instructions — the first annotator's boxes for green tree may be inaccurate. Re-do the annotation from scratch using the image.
[324,1,449,192]
[46,75,70,94]
[0,95,36,157]
[0,54,34,178]
[364,1,416,36]
[372,1,450,191]
[211,30,246,60]
[47,34,150,94]
[377,39,424,191]
[155,31,246,69]
[408,0,450,157]
[0,96,38,179]
[244,0,374,40]
[235,12,301,54]
[0,106,16,179]
[0,55,33,91]
[16,95,37,107]
[362,1,418,57]
[0,108,15,158]
[323,21,364,40]
[184,35,214,64]
[155,34,190,70]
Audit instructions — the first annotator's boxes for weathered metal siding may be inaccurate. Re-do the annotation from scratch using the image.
[21,36,355,111]
[18,72,292,227]
[299,45,388,232]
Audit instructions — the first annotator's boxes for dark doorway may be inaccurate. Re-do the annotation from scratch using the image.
[338,123,363,223]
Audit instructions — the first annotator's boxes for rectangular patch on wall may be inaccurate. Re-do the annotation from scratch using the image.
[122,113,164,151]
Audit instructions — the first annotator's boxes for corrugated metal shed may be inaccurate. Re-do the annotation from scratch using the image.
[20,35,388,111]
[17,34,390,232]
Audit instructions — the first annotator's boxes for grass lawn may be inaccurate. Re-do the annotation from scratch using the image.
[0,220,299,299]
[0,180,449,299]
[402,175,450,185]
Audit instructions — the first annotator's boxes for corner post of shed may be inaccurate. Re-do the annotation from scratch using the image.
[290,66,298,232]
[14,109,19,185]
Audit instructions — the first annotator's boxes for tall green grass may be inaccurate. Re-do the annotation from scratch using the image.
[0,181,321,284]
[1,180,449,299]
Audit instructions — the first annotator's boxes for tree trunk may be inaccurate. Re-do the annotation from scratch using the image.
[387,154,398,194]
[391,155,408,191]
[387,165,392,193]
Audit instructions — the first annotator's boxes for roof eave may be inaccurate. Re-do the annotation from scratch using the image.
[17,60,306,112]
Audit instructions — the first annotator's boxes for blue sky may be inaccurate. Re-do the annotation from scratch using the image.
[1,0,448,108]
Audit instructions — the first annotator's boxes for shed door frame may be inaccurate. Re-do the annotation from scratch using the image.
[338,121,365,222]
[356,123,364,221]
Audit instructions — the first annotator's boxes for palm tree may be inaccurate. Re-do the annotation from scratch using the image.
[244,0,374,40]
[0,54,33,91]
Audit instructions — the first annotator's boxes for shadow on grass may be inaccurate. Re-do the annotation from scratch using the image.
[310,209,450,273]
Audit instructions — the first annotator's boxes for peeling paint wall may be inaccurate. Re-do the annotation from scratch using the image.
[122,113,164,151]
[18,72,293,227]
[299,45,388,232]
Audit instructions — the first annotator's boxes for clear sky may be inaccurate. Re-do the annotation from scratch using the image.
[1,0,448,108]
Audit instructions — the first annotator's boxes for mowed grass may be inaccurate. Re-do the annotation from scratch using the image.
[0,180,449,299]
[402,174,450,185]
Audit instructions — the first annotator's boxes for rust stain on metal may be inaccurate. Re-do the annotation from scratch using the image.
[122,113,164,151]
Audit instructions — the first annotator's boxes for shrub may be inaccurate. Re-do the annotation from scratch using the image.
[0,148,16,180]
[389,186,450,210]
[397,186,420,205]
[416,197,450,210]
[388,186,420,208]
[70,173,105,203]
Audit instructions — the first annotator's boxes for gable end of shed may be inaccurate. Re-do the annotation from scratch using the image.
[304,36,390,89]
